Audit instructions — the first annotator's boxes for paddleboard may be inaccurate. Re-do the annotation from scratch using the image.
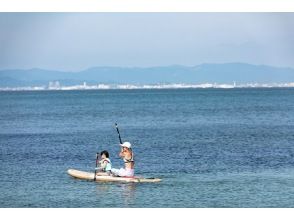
[67,169,162,183]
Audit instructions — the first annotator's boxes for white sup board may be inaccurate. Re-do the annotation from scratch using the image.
[67,169,162,183]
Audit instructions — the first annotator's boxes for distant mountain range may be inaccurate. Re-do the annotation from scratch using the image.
[1,63,294,87]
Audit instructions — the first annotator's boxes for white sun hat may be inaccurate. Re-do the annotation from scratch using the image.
[120,141,132,149]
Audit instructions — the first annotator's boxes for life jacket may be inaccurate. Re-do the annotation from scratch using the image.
[100,158,112,171]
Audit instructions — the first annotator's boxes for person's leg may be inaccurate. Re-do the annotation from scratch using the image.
[110,168,121,176]
[118,168,134,177]
[110,168,134,177]
[124,169,134,177]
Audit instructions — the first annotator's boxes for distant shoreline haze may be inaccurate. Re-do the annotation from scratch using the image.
[1,63,294,88]
[2,82,294,91]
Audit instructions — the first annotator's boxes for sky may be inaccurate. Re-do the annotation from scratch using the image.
[0,13,293,71]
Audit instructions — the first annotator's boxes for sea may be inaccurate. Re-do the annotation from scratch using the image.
[1,88,294,208]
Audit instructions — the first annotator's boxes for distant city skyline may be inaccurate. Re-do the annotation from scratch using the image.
[0,13,294,71]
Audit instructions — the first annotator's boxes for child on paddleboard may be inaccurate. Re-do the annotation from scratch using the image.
[95,150,112,175]
[111,141,135,177]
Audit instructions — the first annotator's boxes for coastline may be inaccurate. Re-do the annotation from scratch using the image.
[1,82,294,91]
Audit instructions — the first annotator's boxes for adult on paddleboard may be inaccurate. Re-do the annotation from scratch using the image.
[111,141,135,177]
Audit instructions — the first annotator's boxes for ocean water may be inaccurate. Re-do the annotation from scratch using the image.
[1,88,294,208]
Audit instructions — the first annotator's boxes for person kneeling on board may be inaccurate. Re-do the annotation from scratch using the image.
[111,142,135,177]
[95,150,112,176]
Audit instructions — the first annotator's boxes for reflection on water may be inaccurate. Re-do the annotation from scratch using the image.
[120,183,136,205]
[95,183,112,195]
[95,182,137,207]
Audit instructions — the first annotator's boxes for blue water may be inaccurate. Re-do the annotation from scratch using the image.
[1,88,294,207]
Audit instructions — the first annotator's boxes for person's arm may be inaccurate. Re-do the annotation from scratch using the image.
[95,160,104,171]
[100,160,107,169]
[119,148,125,158]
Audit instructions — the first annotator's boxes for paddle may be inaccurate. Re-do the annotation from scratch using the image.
[115,123,123,144]
[94,152,99,181]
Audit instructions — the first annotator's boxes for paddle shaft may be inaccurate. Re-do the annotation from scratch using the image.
[94,152,99,181]
[115,123,123,144]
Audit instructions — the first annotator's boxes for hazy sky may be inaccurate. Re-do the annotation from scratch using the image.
[0,13,293,71]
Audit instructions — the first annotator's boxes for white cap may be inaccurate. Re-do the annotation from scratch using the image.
[120,141,132,149]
